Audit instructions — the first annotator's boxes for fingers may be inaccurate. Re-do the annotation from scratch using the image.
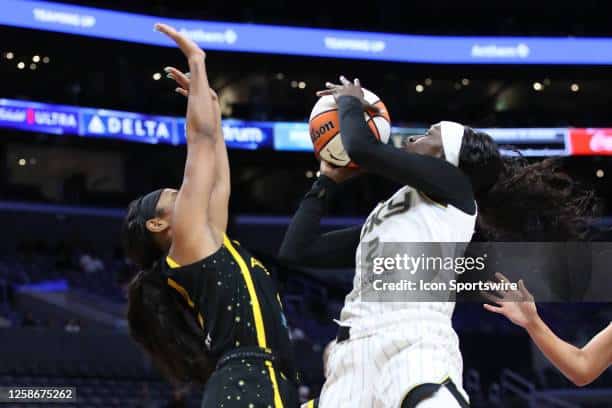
[483,303,504,314]
[518,279,532,299]
[481,291,503,305]
[325,81,341,89]
[316,89,335,97]
[354,78,361,87]
[164,67,190,89]
[484,280,508,299]
[175,87,188,97]
[495,272,510,283]
[365,103,382,114]
[154,23,205,60]
[339,75,351,86]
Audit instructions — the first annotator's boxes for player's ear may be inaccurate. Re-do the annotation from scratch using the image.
[146,218,169,233]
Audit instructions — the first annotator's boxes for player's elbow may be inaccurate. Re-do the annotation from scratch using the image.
[570,373,594,387]
[568,354,596,387]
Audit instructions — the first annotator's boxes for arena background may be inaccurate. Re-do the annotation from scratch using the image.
[1,0,612,407]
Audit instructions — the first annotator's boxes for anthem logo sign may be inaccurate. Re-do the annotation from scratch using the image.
[471,43,530,59]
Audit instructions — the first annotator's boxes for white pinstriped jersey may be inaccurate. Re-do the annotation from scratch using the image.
[318,186,477,407]
[339,184,477,331]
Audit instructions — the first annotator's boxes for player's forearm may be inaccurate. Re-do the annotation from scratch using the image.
[336,96,474,212]
[337,96,379,165]
[207,126,231,234]
[278,178,331,262]
[526,315,593,386]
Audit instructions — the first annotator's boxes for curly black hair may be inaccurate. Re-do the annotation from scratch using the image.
[459,127,600,241]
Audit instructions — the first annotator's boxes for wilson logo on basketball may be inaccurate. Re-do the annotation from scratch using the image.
[310,120,335,141]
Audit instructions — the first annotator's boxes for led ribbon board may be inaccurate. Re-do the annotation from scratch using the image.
[0,97,579,156]
[0,0,611,65]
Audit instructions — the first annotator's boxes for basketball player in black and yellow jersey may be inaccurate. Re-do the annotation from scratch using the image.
[122,23,298,408]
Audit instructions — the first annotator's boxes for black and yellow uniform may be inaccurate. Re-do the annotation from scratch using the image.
[160,235,298,408]
[302,398,319,408]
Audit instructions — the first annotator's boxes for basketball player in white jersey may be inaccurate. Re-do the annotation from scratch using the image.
[280,76,596,407]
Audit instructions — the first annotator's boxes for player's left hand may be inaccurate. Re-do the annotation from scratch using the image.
[319,160,363,183]
[316,76,381,113]
[482,272,539,329]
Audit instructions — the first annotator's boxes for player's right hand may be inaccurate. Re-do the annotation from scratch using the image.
[316,76,381,114]
[155,23,216,140]
[155,23,205,62]
[483,273,539,330]
[320,160,362,183]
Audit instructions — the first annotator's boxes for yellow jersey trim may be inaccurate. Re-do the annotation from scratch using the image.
[166,277,195,308]
[265,360,284,408]
[165,258,204,329]
[224,235,282,406]
[223,235,268,348]
[166,256,181,269]
[305,400,315,408]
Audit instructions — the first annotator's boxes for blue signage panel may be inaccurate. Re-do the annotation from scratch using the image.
[80,108,179,145]
[176,119,274,150]
[0,0,611,65]
[0,99,79,135]
[273,123,311,151]
[0,97,575,156]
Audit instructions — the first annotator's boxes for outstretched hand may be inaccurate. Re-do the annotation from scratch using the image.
[154,23,216,139]
[316,75,381,113]
[155,23,205,62]
[482,272,539,329]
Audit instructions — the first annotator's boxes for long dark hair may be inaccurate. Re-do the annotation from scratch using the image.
[122,197,213,384]
[458,128,600,240]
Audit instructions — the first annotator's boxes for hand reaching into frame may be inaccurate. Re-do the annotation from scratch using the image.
[482,272,539,330]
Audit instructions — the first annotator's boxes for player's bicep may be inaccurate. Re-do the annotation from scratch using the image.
[171,139,220,263]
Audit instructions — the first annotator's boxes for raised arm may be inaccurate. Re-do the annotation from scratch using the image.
[278,161,361,268]
[484,273,612,386]
[317,77,475,214]
[165,68,230,235]
[155,23,220,265]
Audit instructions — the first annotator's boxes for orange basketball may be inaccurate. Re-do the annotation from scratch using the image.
[309,88,391,167]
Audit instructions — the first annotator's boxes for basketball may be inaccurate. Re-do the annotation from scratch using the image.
[309,88,391,167]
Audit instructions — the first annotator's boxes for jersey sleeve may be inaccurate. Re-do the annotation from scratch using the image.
[279,175,360,268]
[337,95,476,215]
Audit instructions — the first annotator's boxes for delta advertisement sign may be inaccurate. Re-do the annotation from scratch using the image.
[5,97,612,157]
